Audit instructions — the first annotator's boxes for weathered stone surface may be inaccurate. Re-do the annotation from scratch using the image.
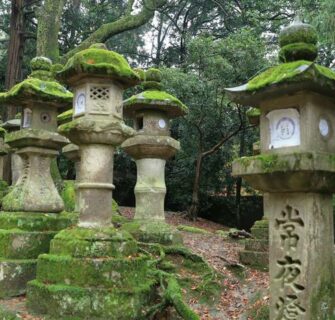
[268,193,335,319]
[121,221,183,245]
[0,230,55,259]
[245,239,269,252]
[27,279,156,319]
[50,227,137,258]
[239,251,268,271]
[0,259,36,298]
[36,253,154,288]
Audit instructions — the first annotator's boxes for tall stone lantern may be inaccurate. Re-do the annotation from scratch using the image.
[122,68,188,221]
[56,43,138,227]
[0,57,76,297]
[226,19,335,319]
[27,45,159,319]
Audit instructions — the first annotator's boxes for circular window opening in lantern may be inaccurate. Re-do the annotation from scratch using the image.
[319,118,330,138]
[158,119,166,129]
[40,112,51,123]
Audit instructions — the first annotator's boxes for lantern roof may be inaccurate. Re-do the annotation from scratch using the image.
[225,18,335,105]
[123,68,188,118]
[57,43,140,88]
[0,57,73,108]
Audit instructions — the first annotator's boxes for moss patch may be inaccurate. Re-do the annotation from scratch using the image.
[0,78,72,106]
[177,225,210,234]
[124,89,188,114]
[57,109,73,124]
[246,60,335,92]
[279,42,317,62]
[58,46,139,88]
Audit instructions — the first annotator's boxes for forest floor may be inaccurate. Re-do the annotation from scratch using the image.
[0,208,269,320]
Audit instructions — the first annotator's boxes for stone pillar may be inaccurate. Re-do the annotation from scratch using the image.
[135,158,166,220]
[77,143,115,227]
[226,18,335,319]
[268,193,334,319]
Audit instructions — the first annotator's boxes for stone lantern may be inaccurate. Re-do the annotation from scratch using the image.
[0,57,76,298]
[27,45,159,319]
[226,19,335,319]
[122,68,188,222]
[56,43,138,227]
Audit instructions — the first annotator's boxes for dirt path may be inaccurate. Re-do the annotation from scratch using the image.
[0,209,269,319]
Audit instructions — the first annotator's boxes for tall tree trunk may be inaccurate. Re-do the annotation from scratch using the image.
[188,154,203,221]
[235,113,246,229]
[36,0,64,61]
[5,0,25,121]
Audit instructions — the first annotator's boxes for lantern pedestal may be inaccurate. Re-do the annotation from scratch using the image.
[27,227,157,319]
[0,212,76,297]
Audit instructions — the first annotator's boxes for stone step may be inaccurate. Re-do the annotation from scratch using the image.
[250,227,269,239]
[0,259,36,298]
[0,229,55,259]
[245,239,269,252]
[239,250,268,271]
[27,279,156,319]
[0,212,77,232]
[36,253,155,289]
[50,228,137,258]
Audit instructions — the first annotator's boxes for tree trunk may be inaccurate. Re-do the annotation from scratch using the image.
[36,0,64,61]
[188,153,203,221]
[4,0,25,121]
[235,114,246,228]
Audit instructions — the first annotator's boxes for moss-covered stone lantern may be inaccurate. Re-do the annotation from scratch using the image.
[122,68,187,221]
[0,57,76,298]
[0,127,8,181]
[226,18,335,319]
[26,45,161,319]
[1,57,72,212]
[56,43,138,226]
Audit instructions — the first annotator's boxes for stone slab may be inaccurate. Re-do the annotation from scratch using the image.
[239,250,268,271]
[0,230,56,259]
[245,239,269,252]
[36,253,154,288]
[27,278,156,319]
[0,259,36,298]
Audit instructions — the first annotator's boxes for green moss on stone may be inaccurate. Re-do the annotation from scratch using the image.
[279,42,317,62]
[177,225,210,234]
[51,227,137,258]
[57,109,73,124]
[0,305,19,320]
[279,23,318,47]
[247,60,313,91]
[31,57,52,71]
[125,90,188,113]
[0,211,77,232]
[146,68,162,82]
[58,45,139,88]
[61,180,76,212]
[121,221,183,245]
[0,78,72,105]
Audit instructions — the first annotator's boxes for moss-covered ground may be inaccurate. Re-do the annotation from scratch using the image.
[0,207,269,319]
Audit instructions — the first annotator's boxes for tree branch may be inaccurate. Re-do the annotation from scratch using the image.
[61,0,168,63]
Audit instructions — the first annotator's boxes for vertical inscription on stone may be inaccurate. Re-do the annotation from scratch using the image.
[274,205,306,319]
